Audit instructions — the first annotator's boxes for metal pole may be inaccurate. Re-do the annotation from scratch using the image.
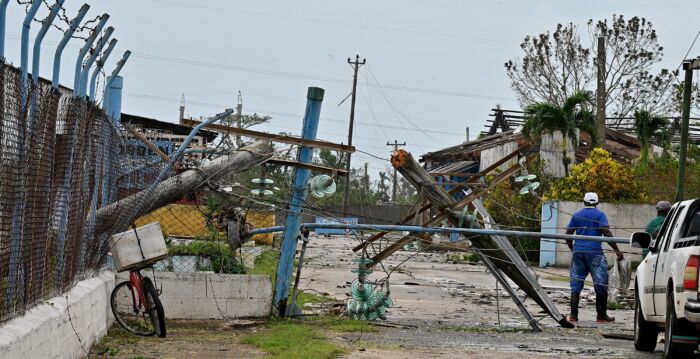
[103,50,131,118]
[89,38,117,100]
[0,0,11,59]
[247,223,630,244]
[32,0,63,86]
[273,87,324,316]
[342,55,365,215]
[20,0,42,107]
[676,68,693,202]
[387,140,406,202]
[52,4,90,88]
[236,91,242,147]
[287,230,310,317]
[79,26,113,97]
[73,14,109,94]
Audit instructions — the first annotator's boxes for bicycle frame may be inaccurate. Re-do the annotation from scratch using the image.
[128,271,147,313]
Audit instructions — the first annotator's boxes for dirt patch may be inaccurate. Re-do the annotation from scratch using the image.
[90,320,264,359]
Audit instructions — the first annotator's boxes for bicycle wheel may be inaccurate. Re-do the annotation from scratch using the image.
[110,280,156,336]
[142,277,167,337]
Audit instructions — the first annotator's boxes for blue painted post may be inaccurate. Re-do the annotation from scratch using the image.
[273,87,324,315]
[539,201,559,267]
[78,26,113,97]
[7,0,41,307]
[19,0,41,107]
[103,50,130,116]
[89,38,117,100]
[28,0,63,133]
[52,4,90,88]
[32,0,63,86]
[73,14,109,95]
[0,0,10,58]
[105,75,123,122]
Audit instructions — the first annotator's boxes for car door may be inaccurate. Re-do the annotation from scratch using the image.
[642,205,676,316]
[653,204,687,315]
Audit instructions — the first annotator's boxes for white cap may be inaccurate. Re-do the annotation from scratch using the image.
[584,192,599,205]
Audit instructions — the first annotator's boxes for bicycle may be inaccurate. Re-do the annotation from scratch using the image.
[110,267,166,337]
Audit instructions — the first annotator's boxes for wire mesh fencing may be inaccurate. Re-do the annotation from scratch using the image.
[0,59,144,323]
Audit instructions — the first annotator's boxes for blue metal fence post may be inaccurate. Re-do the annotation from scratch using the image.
[79,26,114,97]
[0,0,10,58]
[52,4,90,88]
[19,0,41,107]
[73,14,109,94]
[105,75,123,122]
[273,86,324,315]
[89,38,117,100]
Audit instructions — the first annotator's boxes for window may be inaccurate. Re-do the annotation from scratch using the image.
[663,205,686,252]
[682,207,700,238]
[653,205,678,252]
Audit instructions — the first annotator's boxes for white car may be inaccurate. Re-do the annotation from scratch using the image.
[633,199,700,358]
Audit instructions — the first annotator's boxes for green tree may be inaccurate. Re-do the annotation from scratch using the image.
[633,109,668,164]
[523,91,597,176]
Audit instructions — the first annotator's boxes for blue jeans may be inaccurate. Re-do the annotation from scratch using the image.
[570,252,608,295]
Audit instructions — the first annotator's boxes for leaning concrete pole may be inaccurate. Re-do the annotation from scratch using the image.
[390,149,573,328]
[273,87,324,316]
[95,140,273,237]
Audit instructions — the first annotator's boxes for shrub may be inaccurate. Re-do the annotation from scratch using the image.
[548,148,647,203]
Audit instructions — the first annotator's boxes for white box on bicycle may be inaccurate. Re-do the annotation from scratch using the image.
[110,222,168,272]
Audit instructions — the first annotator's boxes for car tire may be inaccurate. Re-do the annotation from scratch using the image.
[664,290,696,359]
[634,284,658,352]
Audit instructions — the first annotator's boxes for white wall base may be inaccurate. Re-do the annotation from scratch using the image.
[115,272,272,319]
[0,271,115,359]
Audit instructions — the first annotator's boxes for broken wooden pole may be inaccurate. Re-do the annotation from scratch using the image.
[95,140,274,236]
[388,149,572,329]
[354,143,530,253]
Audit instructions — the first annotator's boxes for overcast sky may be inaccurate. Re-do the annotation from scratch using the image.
[3,0,700,178]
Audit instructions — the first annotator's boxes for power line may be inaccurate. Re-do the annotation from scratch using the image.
[121,91,467,137]
[142,0,516,45]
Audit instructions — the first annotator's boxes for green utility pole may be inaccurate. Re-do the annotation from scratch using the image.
[676,57,700,202]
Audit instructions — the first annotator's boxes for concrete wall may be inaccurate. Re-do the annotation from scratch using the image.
[540,131,577,178]
[540,201,655,267]
[0,271,115,359]
[116,272,272,319]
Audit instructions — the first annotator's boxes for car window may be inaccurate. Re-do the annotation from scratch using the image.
[663,205,686,252]
[682,207,700,238]
[653,205,677,251]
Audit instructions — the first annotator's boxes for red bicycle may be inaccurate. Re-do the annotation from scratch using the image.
[110,268,166,337]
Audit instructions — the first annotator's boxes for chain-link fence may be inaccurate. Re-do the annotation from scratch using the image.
[0,59,135,323]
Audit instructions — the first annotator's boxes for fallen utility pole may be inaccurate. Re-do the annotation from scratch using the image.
[353,143,531,253]
[95,140,273,236]
[342,54,366,215]
[389,149,573,329]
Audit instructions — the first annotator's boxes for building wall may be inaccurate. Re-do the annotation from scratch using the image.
[479,141,518,172]
[540,201,656,267]
[539,131,577,178]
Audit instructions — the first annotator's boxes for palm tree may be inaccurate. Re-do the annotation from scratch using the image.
[633,110,668,164]
[523,91,598,177]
